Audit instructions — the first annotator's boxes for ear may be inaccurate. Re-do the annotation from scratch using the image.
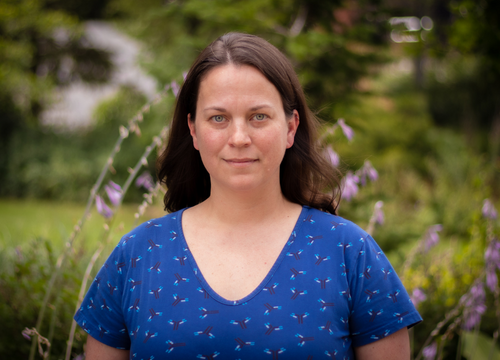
[187,113,199,150]
[286,110,300,149]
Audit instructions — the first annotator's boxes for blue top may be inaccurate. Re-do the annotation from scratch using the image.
[75,206,422,359]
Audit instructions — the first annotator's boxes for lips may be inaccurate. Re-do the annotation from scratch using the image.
[224,158,257,166]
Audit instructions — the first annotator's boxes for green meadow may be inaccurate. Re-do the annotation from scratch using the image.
[0,199,166,255]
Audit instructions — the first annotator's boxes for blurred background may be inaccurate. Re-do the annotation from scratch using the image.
[0,0,499,359]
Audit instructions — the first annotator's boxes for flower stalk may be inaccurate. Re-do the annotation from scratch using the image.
[30,84,172,360]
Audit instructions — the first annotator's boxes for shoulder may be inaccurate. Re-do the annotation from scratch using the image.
[116,208,185,247]
[303,206,368,237]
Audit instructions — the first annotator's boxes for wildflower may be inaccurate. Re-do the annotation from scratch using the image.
[485,239,500,292]
[171,80,180,97]
[136,172,155,191]
[96,195,113,219]
[22,329,31,341]
[373,201,384,225]
[485,239,500,271]
[104,181,122,206]
[337,118,354,141]
[461,282,486,330]
[410,288,427,307]
[424,225,443,252]
[342,171,359,201]
[358,160,378,185]
[482,199,498,219]
[324,145,340,167]
[486,270,498,293]
[422,342,437,360]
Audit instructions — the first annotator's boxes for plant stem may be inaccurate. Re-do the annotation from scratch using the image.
[65,129,168,359]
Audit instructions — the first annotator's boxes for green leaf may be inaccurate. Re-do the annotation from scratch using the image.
[462,331,500,360]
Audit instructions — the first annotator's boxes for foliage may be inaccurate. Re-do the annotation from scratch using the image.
[391,0,500,160]
[0,237,86,358]
[0,0,113,120]
[1,85,173,201]
[0,0,114,197]
[107,0,392,118]
[323,70,500,359]
[1,1,500,359]
[462,331,500,360]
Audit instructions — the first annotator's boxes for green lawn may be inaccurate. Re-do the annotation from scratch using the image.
[0,198,167,256]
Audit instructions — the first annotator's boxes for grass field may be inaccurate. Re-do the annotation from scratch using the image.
[0,198,167,257]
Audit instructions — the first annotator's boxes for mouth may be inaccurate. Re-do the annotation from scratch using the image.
[224,158,258,165]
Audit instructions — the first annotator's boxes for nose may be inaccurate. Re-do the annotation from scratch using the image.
[228,120,251,147]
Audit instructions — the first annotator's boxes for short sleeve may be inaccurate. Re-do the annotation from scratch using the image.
[346,232,422,347]
[74,240,131,349]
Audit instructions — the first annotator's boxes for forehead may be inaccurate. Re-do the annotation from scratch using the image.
[196,64,282,108]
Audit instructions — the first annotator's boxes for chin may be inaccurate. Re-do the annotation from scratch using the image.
[213,177,265,193]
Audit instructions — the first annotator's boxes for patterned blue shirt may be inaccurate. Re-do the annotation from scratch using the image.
[75,206,422,359]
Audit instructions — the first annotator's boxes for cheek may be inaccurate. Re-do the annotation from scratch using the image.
[263,133,288,162]
[196,130,225,156]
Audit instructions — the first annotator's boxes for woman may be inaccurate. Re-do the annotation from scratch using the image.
[76,32,422,359]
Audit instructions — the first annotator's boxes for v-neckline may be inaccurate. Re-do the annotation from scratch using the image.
[176,206,308,305]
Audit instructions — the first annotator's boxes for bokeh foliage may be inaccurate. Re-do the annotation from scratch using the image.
[0,0,499,359]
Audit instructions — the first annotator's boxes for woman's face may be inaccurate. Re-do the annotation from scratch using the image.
[188,64,299,195]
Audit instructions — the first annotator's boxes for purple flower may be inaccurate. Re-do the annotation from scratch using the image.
[96,195,113,219]
[182,71,188,80]
[485,239,500,292]
[410,288,427,307]
[424,224,443,252]
[485,239,500,271]
[486,270,498,293]
[482,199,498,219]
[22,331,31,341]
[358,160,378,185]
[135,172,155,191]
[463,305,487,330]
[171,80,180,97]
[104,181,122,206]
[324,145,340,167]
[461,282,486,330]
[422,342,437,360]
[373,201,384,225]
[337,118,354,141]
[342,171,359,201]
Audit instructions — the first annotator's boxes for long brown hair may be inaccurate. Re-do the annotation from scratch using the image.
[157,32,341,214]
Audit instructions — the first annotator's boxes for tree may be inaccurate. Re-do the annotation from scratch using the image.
[107,0,393,119]
[386,0,500,160]
[0,0,113,195]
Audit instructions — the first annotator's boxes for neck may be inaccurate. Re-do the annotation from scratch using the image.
[196,184,297,227]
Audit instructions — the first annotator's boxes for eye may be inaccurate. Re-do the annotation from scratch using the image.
[253,114,267,121]
[211,115,225,123]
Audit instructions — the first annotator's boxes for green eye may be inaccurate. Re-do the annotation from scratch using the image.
[212,115,224,122]
[254,114,266,120]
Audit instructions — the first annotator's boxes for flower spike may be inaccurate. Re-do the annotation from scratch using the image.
[337,119,354,141]
[96,195,113,219]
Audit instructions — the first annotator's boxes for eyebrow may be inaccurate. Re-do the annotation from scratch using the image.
[250,104,273,111]
[202,104,273,112]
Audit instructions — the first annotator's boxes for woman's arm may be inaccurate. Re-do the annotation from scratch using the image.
[85,335,129,360]
[354,327,411,360]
